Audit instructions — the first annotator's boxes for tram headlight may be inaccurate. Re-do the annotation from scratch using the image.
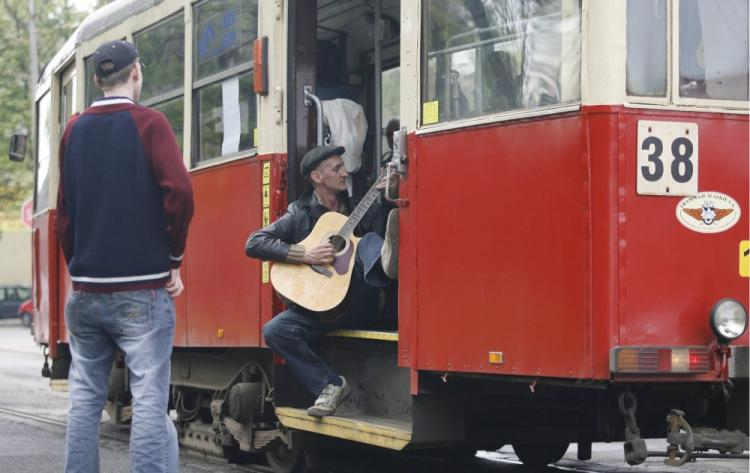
[709,299,748,344]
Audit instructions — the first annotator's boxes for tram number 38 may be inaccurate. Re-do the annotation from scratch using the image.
[637,120,699,196]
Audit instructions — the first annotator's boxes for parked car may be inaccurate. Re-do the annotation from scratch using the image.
[17,298,33,327]
[0,285,31,322]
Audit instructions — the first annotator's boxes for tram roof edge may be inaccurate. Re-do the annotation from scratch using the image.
[37,0,155,91]
[77,0,156,44]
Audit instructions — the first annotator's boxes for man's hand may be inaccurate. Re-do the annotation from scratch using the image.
[374,170,399,193]
[303,243,335,265]
[166,268,184,298]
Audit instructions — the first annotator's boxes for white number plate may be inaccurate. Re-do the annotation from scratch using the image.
[637,121,698,196]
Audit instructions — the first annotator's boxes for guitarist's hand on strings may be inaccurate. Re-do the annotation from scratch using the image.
[303,243,335,265]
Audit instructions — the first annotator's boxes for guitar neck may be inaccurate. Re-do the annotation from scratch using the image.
[338,182,380,238]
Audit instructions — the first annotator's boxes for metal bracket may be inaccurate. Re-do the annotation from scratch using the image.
[619,391,648,465]
[665,409,694,466]
[274,0,283,20]
[392,126,407,177]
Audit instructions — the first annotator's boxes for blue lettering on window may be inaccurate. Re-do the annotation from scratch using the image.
[196,7,243,63]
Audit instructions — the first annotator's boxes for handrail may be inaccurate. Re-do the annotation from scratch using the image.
[303,85,324,146]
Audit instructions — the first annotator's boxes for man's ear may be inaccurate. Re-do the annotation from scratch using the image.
[309,170,322,185]
[131,63,140,82]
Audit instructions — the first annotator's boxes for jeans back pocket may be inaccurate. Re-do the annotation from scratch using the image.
[112,290,155,337]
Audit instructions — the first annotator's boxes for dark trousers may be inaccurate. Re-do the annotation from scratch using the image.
[262,233,389,397]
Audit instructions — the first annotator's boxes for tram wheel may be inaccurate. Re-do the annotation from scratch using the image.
[511,442,569,467]
[265,442,317,473]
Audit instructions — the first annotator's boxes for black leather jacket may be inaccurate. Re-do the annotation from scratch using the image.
[245,187,383,262]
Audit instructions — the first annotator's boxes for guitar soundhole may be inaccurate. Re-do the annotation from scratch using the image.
[328,234,347,252]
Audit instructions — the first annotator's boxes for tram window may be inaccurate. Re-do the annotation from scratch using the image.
[135,14,184,102]
[627,0,667,97]
[34,92,52,212]
[193,0,257,81]
[679,0,749,101]
[59,74,76,132]
[154,97,184,153]
[192,0,258,164]
[195,72,256,163]
[422,0,581,124]
[83,56,102,107]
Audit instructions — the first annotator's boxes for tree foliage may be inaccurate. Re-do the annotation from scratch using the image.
[0,0,86,218]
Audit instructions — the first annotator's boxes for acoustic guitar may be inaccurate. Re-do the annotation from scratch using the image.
[270,180,382,315]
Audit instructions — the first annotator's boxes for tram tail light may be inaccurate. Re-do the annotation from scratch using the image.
[612,347,710,374]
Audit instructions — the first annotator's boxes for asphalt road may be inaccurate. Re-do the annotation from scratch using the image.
[0,319,746,473]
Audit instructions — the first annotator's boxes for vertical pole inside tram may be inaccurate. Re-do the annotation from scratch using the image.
[374,0,383,174]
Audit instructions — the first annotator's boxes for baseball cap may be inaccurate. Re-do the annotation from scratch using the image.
[94,40,140,78]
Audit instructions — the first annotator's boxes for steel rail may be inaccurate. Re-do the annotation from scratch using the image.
[0,406,267,472]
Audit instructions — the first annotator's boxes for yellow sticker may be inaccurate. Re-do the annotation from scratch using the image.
[422,101,439,125]
[263,208,270,226]
[253,128,260,147]
[262,161,271,185]
[741,241,750,278]
[262,184,270,208]
[262,261,270,283]
[488,352,504,365]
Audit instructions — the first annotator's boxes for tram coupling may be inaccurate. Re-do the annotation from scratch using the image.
[618,391,749,466]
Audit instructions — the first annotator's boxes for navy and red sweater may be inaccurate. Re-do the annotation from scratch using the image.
[57,96,194,292]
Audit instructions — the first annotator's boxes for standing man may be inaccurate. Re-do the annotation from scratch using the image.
[57,40,193,473]
[245,145,398,417]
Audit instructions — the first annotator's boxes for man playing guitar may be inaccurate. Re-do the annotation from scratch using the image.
[245,145,398,417]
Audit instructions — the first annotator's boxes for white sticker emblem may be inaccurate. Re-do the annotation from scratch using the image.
[676,192,741,234]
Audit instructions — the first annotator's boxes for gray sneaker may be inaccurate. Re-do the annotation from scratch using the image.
[306,376,351,417]
[381,208,399,279]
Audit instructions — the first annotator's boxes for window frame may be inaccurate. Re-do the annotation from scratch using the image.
[627,0,749,111]
[33,91,53,214]
[417,0,583,134]
[190,0,258,168]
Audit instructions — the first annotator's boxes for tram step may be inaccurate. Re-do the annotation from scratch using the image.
[274,407,412,450]
[326,330,398,342]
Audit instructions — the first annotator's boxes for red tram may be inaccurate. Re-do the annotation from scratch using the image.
[12,0,749,470]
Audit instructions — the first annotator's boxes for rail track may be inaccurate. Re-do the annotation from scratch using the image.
[0,406,269,473]
[0,405,741,472]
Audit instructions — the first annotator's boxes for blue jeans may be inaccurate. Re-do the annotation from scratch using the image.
[263,233,390,397]
[64,289,178,473]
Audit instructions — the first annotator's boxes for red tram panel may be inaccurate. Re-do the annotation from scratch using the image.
[31,212,59,355]
[617,109,749,348]
[408,114,590,379]
[183,159,263,347]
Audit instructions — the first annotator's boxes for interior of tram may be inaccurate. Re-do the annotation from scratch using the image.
[313,0,401,192]
[293,0,402,330]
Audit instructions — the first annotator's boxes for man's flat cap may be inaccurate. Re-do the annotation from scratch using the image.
[300,145,345,176]
[94,40,139,78]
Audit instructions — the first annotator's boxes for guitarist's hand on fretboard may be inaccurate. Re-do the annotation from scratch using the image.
[303,243,335,265]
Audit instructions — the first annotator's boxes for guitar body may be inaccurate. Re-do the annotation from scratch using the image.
[270,212,360,313]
